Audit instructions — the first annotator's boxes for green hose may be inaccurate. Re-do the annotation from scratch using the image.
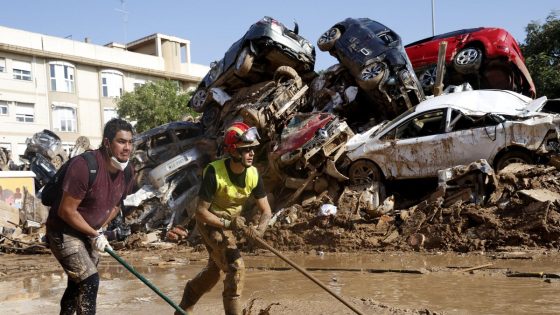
[105,247,187,315]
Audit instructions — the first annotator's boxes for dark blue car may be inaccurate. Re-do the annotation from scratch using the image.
[317,18,424,118]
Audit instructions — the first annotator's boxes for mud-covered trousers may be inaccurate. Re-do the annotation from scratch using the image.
[177,222,245,315]
[47,228,100,315]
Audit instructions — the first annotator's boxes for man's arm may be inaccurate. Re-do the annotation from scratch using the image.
[57,192,98,237]
[254,196,272,234]
[195,199,228,228]
[101,205,121,228]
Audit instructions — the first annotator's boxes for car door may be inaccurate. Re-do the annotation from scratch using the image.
[390,109,449,178]
[443,109,505,166]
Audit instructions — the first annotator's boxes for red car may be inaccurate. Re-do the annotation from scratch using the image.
[405,27,536,98]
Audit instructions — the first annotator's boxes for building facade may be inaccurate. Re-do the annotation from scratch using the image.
[0,25,208,163]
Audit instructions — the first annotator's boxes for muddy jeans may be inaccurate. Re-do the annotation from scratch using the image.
[178,222,245,315]
[47,228,100,315]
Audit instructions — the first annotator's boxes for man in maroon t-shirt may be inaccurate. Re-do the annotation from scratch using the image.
[46,118,135,315]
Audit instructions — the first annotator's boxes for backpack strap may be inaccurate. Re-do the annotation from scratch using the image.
[124,163,132,186]
[82,151,98,188]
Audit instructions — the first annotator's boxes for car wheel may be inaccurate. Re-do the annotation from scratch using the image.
[348,160,382,185]
[358,63,385,90]
[482,64,514,91]
[419,66,437,90]
[495,150,533,171]
[453,47,483,74]
[235,47,254,77]
[190,89,208,113]
[273,66,302,88]
[201,103,221,130]
[317,27,341,52]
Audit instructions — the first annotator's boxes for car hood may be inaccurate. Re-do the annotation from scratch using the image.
[524,96,548,113]
[274,113,334,156]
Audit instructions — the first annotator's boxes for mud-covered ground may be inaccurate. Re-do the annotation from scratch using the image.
[260,163,560,254]
[3,163,560,314]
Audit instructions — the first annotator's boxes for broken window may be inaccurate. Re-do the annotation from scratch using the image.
[176,127,202,141]
[151,133,173,148]
[449,109,501,131]
[394,109,445,139]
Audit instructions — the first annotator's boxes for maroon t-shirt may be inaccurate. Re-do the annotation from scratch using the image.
[46,150,134,231]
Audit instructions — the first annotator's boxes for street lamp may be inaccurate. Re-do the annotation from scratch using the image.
[431,0,436,36]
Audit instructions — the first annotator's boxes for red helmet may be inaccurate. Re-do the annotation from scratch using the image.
[224,122,260,154]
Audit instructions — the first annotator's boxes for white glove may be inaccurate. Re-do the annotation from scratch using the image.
[90,232,112,253]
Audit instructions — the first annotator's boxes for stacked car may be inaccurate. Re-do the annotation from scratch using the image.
[405,27,536,98]
[99,17,550,236]
[317,18,426,119]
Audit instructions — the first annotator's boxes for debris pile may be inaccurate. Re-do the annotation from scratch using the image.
[262,163,560,252]
[1,16,555,255]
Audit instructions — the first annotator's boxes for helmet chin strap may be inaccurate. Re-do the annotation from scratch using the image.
[231,155,242,163]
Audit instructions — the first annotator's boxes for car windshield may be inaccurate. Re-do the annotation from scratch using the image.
[372,107,416,137]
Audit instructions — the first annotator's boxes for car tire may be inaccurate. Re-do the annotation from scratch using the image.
[274,66,302,88]
[453,47,483,74]
[418,66,437,91]
[348,159,383,185]
[317,27,341,52]
[201,103,221,130]
[482,64,514,91]
[495,150,533,171]
[190,89,209,113]
[358,62,386,90]
[240,107,265,130]
[235,47,254,77]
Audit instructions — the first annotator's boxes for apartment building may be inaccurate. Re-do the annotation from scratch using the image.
[0,25,209,163]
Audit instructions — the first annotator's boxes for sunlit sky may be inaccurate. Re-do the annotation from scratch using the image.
[2,0,558,71]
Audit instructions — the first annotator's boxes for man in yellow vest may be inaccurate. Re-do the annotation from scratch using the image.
[176,122,272,315]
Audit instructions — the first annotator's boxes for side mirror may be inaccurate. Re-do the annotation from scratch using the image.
[293,21,299,35]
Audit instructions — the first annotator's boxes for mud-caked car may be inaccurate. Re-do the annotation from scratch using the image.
[341,90,558,185]
[131,121,206,186]
[317,18,425,119]
[188,16,316,118]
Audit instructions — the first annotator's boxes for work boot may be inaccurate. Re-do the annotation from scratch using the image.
[176,281,196,315]
[223,297,241,315]
[174,305,193,315]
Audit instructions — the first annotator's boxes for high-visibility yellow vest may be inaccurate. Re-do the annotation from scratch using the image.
[207,159,258,219]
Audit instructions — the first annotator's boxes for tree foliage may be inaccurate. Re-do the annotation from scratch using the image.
[116,80,198,133]
[522,11,560,98]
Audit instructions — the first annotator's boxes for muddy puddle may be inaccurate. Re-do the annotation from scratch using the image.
[2,251,560,314]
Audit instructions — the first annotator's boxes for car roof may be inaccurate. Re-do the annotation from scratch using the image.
[413,90,535,116]
[134,121,201,143]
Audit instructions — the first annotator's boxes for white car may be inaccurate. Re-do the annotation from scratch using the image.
[342,90,559,184]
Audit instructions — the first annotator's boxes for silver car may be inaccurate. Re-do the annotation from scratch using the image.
[341,90,558,184]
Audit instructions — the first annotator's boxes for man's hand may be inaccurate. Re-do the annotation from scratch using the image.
[89,233,112,253]
[229,216,247,231]
[245,225,263,240]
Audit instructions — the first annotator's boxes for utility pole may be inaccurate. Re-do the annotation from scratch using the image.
[114,0,129,43]
[431,0,436,36]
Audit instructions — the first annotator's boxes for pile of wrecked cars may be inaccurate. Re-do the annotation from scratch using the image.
[104,16,553,243]
[7,15,556,249]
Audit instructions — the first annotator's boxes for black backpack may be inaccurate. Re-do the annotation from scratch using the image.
[40,151,132,207]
